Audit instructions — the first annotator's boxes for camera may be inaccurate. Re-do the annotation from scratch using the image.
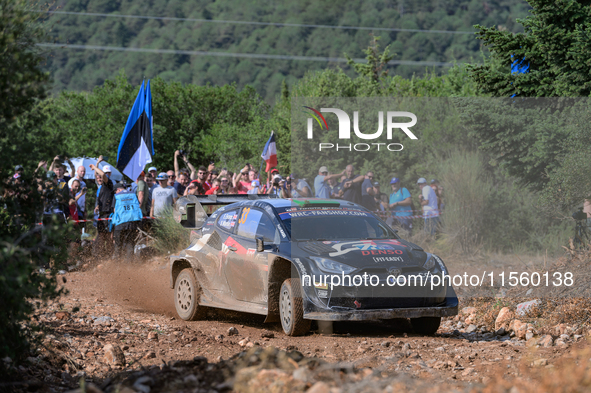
[572,207,587,221]
[179,150,187,157]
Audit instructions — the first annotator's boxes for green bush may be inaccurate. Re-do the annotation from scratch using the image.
[152,213,190,254]
[437,150,570,255]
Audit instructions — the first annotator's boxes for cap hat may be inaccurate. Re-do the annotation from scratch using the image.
[373,181,380,186]
[390,177,400,184]
[270,168,280,174]
[46,170,56,179]
[103,165,112,173]
[417,177,427,184]
[319,166,328,173]
[156,172,168,181]
[430,179,439,184]
[15,165,23,172]
[115,182,126,190]
[148,167,157,172]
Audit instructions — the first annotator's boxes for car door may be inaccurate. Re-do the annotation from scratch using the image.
[205,208,239,291]
[224,207,277,303]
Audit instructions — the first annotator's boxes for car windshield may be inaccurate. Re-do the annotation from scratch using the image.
[278,208,397,241]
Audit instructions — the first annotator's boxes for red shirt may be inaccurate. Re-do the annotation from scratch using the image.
[191,179,211,192]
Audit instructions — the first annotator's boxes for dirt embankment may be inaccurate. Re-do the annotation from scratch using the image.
[4,256,591,393]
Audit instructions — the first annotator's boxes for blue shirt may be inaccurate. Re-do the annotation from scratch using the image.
[389,187,412,217]
[314,175,330,199]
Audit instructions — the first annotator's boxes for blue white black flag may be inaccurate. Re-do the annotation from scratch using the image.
[117,80,154,181]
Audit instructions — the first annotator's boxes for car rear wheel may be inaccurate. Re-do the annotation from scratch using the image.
[174,268,207,321]
[279,278,311,336]
[410,317,441,335]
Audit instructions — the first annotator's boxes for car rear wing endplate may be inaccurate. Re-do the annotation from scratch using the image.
[173,194,279,229]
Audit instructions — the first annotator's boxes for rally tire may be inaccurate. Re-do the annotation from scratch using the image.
[174,268,207,321]
[279,278,311,336]
[410,317,441,335]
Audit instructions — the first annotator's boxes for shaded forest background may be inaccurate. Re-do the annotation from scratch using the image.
[42,0,530,101]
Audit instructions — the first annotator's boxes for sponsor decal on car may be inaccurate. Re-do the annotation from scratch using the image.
[293,258,307,276]
[373,256,405,263]
[328,240,406,257]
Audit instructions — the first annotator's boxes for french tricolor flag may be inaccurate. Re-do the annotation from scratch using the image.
[261,131,277,172]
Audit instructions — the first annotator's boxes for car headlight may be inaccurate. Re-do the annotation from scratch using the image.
[429,254,448,274]
[310,257,356,274]
[423,253,436,270]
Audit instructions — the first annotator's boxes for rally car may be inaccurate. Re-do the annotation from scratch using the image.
[169,195,458,336]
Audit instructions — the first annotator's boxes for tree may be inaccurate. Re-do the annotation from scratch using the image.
[469,0,591,97]
[0,0,66,373]
[0,0,49,127]
[467,0,591,207]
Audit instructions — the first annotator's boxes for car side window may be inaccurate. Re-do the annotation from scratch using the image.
[256,212,280,244]
[217,209,239,232]
[236,208,263,239]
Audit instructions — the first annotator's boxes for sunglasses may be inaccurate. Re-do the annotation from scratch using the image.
[168,175,175,178]
[198,171,206,175]
[221,179,229,182]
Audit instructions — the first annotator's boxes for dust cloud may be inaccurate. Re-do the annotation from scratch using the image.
[91,258,175,316]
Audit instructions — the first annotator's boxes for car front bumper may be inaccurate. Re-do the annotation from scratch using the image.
[303,286,459,321]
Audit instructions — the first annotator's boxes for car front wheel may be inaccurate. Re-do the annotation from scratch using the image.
[279,278,311,336]
[410,317,441,335]
[174,268,207,321]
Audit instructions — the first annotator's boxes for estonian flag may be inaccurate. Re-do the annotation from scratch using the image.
[261,131,277,172]
[117,80,154,181]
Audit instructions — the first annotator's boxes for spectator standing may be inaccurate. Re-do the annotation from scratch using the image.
[90,156,114,256]
[68,179,85,222]
[388,177,413,234]
[111,183,143,261]
[373,181,389,211]
[191,166,211,193]
[233,165,252,194]
[151,173,178,217]
[340,165,364,204]
[135,171,149,218]
[314,166,344,199]
[166,170,176,188]
[290,174,312,198]
[329,177,343,199]
[68,166,87,220]
[247,180,261,194]
[360,171,377,211]
[147,167,158,179]
[42,170,69,223]
[268,175,290,198]
[174,150,197,183]
[49,156,75,184]
[417,177,440,236]
[205,179,221,195]
[430,179,444,212]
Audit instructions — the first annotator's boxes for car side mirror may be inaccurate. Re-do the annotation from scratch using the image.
[256,236,264,252]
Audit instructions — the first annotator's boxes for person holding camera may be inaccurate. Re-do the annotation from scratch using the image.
[268,174,290,198]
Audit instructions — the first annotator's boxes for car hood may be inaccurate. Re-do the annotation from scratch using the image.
[294,239,427,269]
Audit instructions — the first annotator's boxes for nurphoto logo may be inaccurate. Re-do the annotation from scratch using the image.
[303,107,418,152]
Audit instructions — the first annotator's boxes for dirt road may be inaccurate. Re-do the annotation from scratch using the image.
[10,257,590,393]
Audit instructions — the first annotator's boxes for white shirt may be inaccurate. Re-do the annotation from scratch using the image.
[421,186,439,218]
[68,177,87,212]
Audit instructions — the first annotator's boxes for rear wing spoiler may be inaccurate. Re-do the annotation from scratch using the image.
[173,194,279,229]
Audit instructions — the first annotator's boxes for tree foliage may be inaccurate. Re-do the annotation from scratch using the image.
[469,0,591,97]
[42,0,530,101]
[468,0,591,208]
[0,0,49,125]
[0,0,66,372]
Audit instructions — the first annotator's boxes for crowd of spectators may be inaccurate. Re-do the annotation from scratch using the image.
[10,152,445,265]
